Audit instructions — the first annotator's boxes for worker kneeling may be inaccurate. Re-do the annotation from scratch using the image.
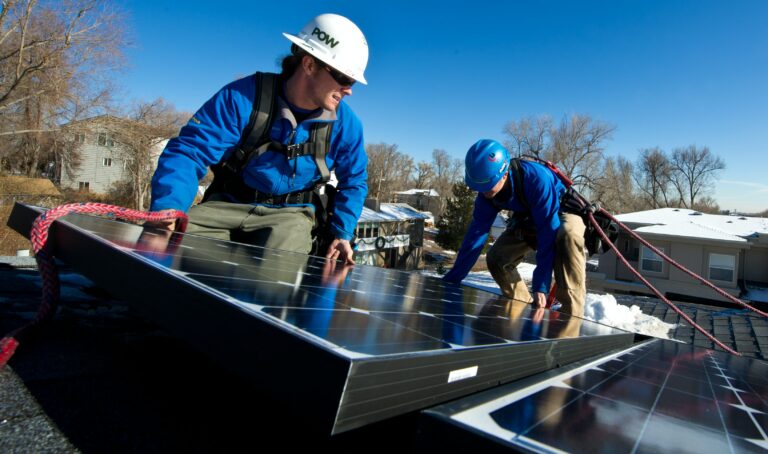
[443,139,586,317]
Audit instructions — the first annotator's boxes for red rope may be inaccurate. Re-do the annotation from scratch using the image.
[586,211,741,356]
[0,203,188,368]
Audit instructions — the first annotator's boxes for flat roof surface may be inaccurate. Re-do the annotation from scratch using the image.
[617,208,768,241]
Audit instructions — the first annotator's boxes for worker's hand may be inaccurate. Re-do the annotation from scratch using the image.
[144,209,180,231]
[321,257,353,287]
[533,292,547,309]
[325,238,355,265]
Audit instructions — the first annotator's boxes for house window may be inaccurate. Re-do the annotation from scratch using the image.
[709,253,735,282]
[98,133,114,147]
[103,158,113,167]
[640,246,664,273]
[74,133,85,143]
[78,181,90,192]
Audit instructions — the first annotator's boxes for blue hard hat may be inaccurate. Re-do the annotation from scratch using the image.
[464,139,510,192]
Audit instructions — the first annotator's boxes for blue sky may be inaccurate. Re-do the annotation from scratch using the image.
[118,0,768,212]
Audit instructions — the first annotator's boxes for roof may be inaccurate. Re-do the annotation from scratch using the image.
[393,189,440,197]
[616,208,768,244]
[0,176,61,197]
[358,203,430,222]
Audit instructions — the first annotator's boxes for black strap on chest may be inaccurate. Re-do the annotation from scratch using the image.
[203,72,333,203]
[492,158,529,212]
[508,158,529,212]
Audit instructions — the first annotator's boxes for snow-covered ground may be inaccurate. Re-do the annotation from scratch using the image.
[423,263,675,339]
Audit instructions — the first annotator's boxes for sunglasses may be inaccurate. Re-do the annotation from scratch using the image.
[323,65,356,87]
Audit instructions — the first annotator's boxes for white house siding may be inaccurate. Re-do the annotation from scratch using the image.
[61,118,168,195]
[61,139,128,194]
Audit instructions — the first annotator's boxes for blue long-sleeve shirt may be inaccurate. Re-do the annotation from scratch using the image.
[443,160,566,294]
[150,73,368,241]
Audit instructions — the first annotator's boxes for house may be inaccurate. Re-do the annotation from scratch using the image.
[59,116,168,194]
[589,208,768,304]
[354,202,428,270]
[393,189,441,219]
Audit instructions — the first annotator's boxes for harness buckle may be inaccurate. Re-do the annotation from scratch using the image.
[285,144,302,160]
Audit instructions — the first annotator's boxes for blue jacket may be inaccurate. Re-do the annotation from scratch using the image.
[150,73,368,241]
[443,160,566,294]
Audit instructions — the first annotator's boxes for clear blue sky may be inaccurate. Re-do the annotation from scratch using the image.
[117,0,768,213]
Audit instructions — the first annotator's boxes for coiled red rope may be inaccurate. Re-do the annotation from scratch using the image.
[0,203,187,368]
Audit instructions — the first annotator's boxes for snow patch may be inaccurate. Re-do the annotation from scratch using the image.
[584,293,675,339]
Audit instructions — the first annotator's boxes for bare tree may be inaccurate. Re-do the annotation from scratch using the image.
[669,145,725,209]
[430,148,463,218]
[592,156,640,213]
[412,161,434,189]
[633,147,674,209]
[545,114,615,194]
[365,142,413,202]
[107,99,188,210]
[502,115,552,158]
[0,0,125,176]
[691,196,720,214]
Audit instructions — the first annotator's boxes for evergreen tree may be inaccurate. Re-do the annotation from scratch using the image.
[435,182,476,251]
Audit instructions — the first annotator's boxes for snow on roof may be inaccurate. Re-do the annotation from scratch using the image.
[393,189,440,197]
[492,212,508,229]
[616,208,768,243]
[358,203,430,223]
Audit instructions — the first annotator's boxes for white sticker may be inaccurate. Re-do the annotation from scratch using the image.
[447,365,479,383]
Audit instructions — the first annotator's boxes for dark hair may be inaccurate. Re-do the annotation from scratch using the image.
[279,44,309,78]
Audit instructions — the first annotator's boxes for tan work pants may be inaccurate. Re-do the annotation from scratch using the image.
[486,213,586,317]
[186,201,315,254]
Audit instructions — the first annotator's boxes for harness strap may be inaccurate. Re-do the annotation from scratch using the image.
[221,72,279,173]
[205,71,335,204]
[508,158,529,212]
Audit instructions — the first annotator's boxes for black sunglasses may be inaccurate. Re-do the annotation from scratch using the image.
[322,65,356,87]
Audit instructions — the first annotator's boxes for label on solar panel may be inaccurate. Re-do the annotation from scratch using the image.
[447,366,478,383]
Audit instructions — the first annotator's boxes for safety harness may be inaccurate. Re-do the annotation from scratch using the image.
[502,157,618,256]
[201,72,337,252]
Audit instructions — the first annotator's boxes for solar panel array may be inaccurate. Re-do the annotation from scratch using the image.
[8,203,636,434]
[422,338,768,453]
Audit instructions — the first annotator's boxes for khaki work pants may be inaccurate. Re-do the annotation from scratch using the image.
[186,200,315,254]
[486,213,586,317]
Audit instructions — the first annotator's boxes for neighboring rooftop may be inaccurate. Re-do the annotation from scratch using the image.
[616,208,768,243]
[358,202,430,222]
[393,189,439,197]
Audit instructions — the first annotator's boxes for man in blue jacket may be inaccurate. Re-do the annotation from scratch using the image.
[443,140,587,317]
[149,14,368,264]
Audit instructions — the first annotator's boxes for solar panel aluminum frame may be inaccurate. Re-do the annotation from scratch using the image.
[8,202,635,435]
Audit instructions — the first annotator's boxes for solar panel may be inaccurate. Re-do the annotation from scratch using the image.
[8,202,635,434]
[421,338,768,452]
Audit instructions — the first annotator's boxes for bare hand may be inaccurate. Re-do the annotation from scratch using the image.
[321,258,353,287]
[325,238,355,265]
[533,292,547,309]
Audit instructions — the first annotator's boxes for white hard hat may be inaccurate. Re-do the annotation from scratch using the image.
[283,14,369,85]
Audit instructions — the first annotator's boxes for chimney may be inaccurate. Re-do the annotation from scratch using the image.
[364,198,380,212]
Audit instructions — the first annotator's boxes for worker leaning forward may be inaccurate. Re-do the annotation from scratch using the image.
[149,14,369,264]
[443,139,587,317]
